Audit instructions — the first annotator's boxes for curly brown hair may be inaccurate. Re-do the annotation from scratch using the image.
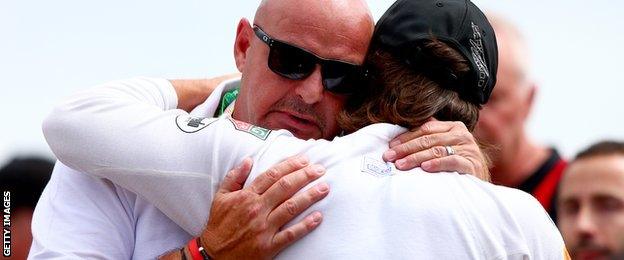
[337,39,481,133]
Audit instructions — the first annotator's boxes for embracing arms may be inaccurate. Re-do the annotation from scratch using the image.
[42,76,489,259]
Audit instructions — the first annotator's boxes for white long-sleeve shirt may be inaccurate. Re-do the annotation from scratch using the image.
[40,78,568,259]
[30,78,238,259]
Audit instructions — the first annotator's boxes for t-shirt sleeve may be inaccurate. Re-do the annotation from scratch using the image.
[41,77,288,235]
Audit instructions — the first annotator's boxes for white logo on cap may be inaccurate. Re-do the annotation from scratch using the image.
[470,22,489,90]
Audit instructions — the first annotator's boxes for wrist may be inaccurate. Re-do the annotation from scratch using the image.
[198,230,221,258]
[181,247,189,260]
[187,237,213,260]
[170,79,213,112]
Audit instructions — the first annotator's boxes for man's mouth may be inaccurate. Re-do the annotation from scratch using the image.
[269,110,321,137]
[573,248,611,260]
[285,111,316,125]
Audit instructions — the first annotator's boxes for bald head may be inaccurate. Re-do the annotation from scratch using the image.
[487,14,531,84]
[253,0,374,64]
[475,14,538,176]
[255,0,373,31]
[230,0,375,140]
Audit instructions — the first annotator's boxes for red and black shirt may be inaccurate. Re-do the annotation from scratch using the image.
[517,148,567,222]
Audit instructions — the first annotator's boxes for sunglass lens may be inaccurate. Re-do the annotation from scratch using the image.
[322,62,361,94]
[269,42,316,80]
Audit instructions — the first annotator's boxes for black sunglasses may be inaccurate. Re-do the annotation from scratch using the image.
[253,25,366,95]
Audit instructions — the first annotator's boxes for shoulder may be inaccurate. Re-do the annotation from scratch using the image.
[494,185,552,217]
[490,185,566,258]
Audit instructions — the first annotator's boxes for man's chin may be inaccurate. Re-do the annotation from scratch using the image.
[262,121,322,140]
[263,113,324,140]
[283,126,323,140]
[572,248,612,260]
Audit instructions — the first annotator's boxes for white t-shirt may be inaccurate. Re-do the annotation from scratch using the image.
[41,78,568,259]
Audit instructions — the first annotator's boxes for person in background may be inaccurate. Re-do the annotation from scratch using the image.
[558,141,624,260]
[475,14,566,220]
[0,157,53,260]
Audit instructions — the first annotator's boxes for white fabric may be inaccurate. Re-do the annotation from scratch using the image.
[30,77,239,259]
[40,78,567,259]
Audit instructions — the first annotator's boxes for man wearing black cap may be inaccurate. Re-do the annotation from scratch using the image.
[33,0,492,259]
[41,0,567,258]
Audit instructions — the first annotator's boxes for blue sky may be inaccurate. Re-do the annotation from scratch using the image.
[1,0,623,165]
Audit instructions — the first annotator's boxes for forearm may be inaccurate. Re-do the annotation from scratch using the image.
[42,77,220,234]
[43,74,239,173]
[170,79,213,112]
[43,77,180,174]
[41,76,271,235]
[171,73,240,112]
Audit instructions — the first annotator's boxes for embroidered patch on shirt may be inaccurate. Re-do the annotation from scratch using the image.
[361,156,393,177]
[215,88,239,117]
[228,117,271,141]
[175,115,217,133]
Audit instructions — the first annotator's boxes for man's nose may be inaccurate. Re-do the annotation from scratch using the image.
[575,206,598,239]
[295,65,324,104]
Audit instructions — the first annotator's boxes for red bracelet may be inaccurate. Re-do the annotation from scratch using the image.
[197,237,212,260]
[187,238,203,260]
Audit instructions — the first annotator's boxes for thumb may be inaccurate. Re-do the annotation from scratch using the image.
[218,157,253,194]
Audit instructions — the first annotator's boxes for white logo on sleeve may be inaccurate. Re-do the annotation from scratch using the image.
[175,115,217,133]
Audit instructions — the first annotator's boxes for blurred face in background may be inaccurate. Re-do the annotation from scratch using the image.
[474,20,535,166]
[558,154,624,259]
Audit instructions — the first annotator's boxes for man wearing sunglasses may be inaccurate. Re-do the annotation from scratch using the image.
[39,0,568,258]
[31,0,490,259]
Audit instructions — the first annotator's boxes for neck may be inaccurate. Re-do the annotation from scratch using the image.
[490,133,551,187]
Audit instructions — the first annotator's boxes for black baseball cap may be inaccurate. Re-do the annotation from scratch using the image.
[372,0,498,105]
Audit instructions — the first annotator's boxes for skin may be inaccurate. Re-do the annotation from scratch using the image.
[558,154,624,260]
[161,1,487,258]
[385,120,490,180]
[163,1,375,259]
[204,1,374,257]
[232,0,374,140]
[474,15,548,187]
[6,209,33,260]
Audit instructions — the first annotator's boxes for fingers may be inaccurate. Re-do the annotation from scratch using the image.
[384,132,461,162]
[248,155,310,194]
[262,164,326,208]
[268,182,329,227]
[420,155,474,175]
[272,211,323,251]
[389,121,464,148]
[415,145,490,180]
[394,145,450,170]
[218,157,254,194]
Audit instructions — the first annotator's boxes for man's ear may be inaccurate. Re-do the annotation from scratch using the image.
[521,83,537,120]
[234,18,253,72]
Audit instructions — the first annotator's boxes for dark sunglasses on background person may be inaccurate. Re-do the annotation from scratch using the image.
[253,25,366,95]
